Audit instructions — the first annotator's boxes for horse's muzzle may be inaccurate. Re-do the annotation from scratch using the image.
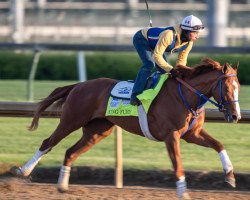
[224,111,241,123]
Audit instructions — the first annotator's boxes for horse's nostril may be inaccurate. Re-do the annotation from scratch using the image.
[232,115,238,121]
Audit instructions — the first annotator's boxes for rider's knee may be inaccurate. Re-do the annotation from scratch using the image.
[142,61,155,71]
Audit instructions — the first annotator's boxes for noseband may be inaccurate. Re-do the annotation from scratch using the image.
[213,73,238,112]
[177,73,238,118]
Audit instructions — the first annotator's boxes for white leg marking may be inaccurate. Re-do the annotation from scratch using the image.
[176,176,187,198]
[219,150,233,174]
[57,166,71,192]
[232,80,241,119]
[21,148,50,176]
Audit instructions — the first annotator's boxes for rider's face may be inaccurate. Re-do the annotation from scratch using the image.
[188,31,199,41]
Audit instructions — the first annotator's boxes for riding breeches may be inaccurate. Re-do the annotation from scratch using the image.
[132,30,166,97]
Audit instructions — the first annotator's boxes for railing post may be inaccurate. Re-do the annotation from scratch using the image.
[77,51,87,82]
[115,126,123,188]
[38,0,46,9]
[207,0,229,46]
[11,0,25,43]
[27,50,40,102]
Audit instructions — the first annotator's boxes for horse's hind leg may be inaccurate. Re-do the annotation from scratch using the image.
[182,128,235,188]
[57,118,114,192]
[10,114,84,178]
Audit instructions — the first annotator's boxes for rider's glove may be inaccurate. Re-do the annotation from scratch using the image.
[170,68,180,79]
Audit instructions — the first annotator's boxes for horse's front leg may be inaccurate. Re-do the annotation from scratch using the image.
[165,131,190,199]
[182,128,235,188]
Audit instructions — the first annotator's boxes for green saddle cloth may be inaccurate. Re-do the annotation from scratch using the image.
[105,74,168,116]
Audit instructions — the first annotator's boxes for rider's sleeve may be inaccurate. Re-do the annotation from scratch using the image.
[176,42,193,66]
[153,30,174,72]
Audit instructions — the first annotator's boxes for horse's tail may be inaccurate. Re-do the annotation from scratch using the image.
[28,83,78,131]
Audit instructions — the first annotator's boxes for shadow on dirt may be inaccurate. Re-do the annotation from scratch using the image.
[2,166,249,191]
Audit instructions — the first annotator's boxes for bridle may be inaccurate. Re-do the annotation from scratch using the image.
[177,72,238,118]
[213,72,238,112]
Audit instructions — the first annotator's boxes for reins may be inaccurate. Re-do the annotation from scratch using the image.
[176,73,238,117]
[177,78,205,118]
[175,73,238,138]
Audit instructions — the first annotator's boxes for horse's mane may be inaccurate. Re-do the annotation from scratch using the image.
[176,58,221,79]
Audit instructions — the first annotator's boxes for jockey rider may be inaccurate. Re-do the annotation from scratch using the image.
[130,15,204,106]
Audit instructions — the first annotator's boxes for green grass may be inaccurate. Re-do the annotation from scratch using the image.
[0,80,77,101]
[0,80,249,173]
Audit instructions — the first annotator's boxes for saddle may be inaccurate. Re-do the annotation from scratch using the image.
[110,72,162,100]
[106,72,167,142]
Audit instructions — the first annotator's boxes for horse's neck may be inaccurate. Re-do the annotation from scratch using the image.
[157,73,218,112]
[189,73,217,97]
[177,72,218,109]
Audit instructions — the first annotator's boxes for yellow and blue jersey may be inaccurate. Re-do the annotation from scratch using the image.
[140,25,193,72]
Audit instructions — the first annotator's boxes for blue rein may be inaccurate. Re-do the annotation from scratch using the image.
[177,73,238,137]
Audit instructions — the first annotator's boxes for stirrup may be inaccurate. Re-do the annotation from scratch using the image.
[130,97,141,106]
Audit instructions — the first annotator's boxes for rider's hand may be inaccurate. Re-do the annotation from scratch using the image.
[170,68,180,79]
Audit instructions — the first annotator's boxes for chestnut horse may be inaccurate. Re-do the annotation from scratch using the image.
[11,58,241,199]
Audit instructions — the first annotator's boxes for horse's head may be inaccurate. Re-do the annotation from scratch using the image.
[211,62,241,123]
[176,58,241,123]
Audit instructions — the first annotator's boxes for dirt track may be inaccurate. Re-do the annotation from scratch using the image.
[0,167,250,200]
[0,178,250,200]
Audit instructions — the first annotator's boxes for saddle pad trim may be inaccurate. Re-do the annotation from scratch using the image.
[137,74,168,113]
[110,94,130,100]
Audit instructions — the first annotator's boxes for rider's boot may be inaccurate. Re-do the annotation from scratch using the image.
[130,68,150,106]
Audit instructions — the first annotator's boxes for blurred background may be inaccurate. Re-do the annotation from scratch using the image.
[1,0,250,46]
[0,0,250,100]
[0,0,249,85]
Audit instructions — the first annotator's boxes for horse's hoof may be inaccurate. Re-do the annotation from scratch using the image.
[225,176,236,188]
[182,192,191,200]
[178,192,191,200]
[57,185,69,193]
[9,166,24,178]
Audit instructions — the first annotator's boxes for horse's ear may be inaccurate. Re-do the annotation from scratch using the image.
[232,61,239,71]
[222,63,230,74]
